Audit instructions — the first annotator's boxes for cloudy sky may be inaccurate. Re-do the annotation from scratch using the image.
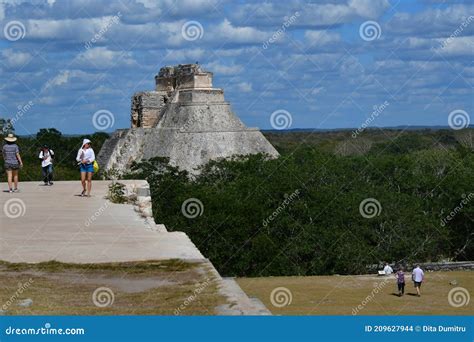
[0,0,472,135]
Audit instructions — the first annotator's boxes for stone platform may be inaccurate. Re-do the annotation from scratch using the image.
[0,180,203,263]
[0,181,270,315]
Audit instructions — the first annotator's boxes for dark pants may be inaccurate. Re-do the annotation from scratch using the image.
[42,164,53,183]
[398,282,405,294]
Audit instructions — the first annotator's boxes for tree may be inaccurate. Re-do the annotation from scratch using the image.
[36,128,62,147]
[0,118,14,135]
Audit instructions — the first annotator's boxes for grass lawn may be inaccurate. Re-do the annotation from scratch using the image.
[237,271,473,315]
[0,260,226,315]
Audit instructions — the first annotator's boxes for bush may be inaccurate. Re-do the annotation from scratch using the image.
[135,144,473,277]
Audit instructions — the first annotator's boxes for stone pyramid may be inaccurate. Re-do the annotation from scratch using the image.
[98,64,279,174]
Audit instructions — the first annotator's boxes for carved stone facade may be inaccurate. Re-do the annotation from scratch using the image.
[99,64,279,175]
[131,64,214,128]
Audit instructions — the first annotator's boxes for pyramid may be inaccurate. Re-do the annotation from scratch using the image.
[97,64,279,174]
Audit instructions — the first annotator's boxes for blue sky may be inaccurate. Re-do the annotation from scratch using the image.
[0,0,472,134]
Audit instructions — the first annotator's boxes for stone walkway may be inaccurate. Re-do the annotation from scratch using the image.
[0,181,203,263]
[0,180,269,315]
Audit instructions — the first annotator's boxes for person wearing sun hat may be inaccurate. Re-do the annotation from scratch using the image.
[76,138,95,197]
[2,133,23,193]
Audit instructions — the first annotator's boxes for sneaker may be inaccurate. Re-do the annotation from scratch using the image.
[49,182,54,186]
[8,189,13,193]
[13,188,19,193]
[44,182,48,186]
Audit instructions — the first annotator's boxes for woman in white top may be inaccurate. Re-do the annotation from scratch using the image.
[76,138,95,197]
[39,144,54,186]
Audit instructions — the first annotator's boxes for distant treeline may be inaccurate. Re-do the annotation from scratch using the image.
[127,129,473,277]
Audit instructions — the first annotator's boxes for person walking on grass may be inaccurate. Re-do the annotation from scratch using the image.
[412,264,424,297]
[39,144,54,186]
[395,266,405,297]
[76,138,95,197]
[2,133,23,193]
[383,262,393,275]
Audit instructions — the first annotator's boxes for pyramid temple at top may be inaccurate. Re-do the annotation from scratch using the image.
[97,63,279,174]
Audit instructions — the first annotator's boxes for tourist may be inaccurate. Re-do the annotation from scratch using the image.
[2,133,23,193]
[383,262,393,275]
[76,138,95,197]
[412,264,424,297]
[39,144,54,186]
[395,266,405,297]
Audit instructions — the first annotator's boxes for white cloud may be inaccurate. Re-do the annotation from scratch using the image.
[435,36,474,56]
[389,4,474,37]
[163,48,206,62]
[41,70,71,90]
[75,47,135,69]
[349,0,390,19]
[237,82,252,92]
[1,49,32,68]
[231,0,389,27]
[305,30,341,45]
[205,61,242,75]
[211,19,268,43]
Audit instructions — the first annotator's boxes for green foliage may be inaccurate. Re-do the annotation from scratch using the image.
[0,118,14,134]
[107,182,129,204]
[132,130,473,277]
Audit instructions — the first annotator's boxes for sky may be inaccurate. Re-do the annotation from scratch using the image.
[0,0,472,135]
